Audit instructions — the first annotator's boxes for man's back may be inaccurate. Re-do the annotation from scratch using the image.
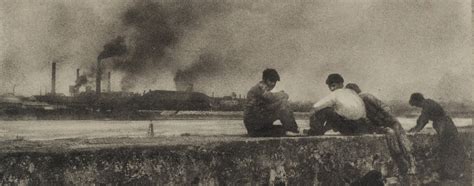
[314,88,366,120]
[244,82,275,116]
[360,93,390,112]
[360,93,397,128]
[421,99,447,121]
[245,82,265,112]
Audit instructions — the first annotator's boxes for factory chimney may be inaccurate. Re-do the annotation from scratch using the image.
[51,62,56,95]
[96,59,101,96]
[107,72,111,92]
[69,68,81,96]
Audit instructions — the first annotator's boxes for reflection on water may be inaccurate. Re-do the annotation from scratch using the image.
[0,118,471,140]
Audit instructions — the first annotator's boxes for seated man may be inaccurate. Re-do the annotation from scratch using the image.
[307,73,373,135]
[346,83,416,177]
[243,69,299,137]
[408,93,466,180]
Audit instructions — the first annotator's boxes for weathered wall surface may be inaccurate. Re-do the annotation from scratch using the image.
[0,132,471,185]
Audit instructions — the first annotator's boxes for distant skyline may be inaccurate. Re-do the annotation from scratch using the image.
[0,0,472,102]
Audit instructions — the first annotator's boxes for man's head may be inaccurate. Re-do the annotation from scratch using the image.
[262,68,280,90]
[326,73,344,91]
[409,93,425,107]
[345,83,361,94]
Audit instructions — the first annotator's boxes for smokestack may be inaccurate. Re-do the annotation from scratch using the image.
[51,62,56,95]
[76,68,80,81]
[96,60,101,96]
[107,72,111,92]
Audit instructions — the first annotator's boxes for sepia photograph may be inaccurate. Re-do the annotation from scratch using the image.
[0,0,472,185]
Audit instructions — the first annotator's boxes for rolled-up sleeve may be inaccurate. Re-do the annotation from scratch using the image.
[313,93,336,112]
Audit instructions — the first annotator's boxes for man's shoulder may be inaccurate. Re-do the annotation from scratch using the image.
[359,92,377,100]
[336,88,356,93]
[332,88,347,95]
[336,88,361,98]
[423,99,441,109]
[247,82,264,95]
[425,99,438,104]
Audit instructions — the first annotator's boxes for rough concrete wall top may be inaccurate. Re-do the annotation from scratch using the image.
[0,132,471,185]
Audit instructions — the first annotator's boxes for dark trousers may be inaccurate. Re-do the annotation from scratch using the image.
[247,125,286,137]
[307,108,374,135]
[244,101,298,137]
[384,122,416,176]
[433,117,466,180]
[363,99,417,177]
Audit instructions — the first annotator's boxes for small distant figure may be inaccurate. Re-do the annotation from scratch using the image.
[243,69,299,137]
[148,120,154,137]
[307,73,372,135]
[408,93,466,180]
[346,83,416,177]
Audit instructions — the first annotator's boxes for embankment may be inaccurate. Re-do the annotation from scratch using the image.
[0,131,471,185]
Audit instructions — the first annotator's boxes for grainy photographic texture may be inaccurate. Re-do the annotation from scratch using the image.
[0,0,472,185]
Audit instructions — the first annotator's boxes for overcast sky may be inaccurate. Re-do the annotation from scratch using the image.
[0,0,472,102]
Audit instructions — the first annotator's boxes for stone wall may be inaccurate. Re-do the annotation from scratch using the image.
[0,132,471,185]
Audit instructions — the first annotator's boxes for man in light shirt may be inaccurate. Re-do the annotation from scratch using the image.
[306,73,373,135]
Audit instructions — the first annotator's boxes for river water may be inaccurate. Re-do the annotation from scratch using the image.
[0,118,471,140]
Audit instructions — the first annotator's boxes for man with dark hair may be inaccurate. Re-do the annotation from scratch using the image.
[345,83,391,113]
[346,83,416,177]
[408,93,466,180]
[307,73,372,135]
[244,68,299,137]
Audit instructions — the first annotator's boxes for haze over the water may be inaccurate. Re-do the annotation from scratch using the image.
[0,0,472,102]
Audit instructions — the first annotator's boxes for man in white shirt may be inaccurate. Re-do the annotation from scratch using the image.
[307,74,373,135]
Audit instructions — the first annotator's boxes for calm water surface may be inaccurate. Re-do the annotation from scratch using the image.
[0,118,471,140]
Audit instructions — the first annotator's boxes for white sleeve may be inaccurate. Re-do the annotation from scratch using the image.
[313,93,336,112]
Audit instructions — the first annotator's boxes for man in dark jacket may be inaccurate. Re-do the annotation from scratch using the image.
[243,69,299,137]
[408,93,466,180]
[346,83,417,178]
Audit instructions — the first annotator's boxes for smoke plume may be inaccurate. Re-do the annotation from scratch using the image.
[0,0,472,102]
[98,36,127,61]
[105,1,232,91]
[173,53,226,91]
[74,75,88,88]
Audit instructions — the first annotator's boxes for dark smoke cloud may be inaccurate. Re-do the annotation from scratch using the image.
[0,0,127,95]
[106,1,232,91]
[98,36,127,61]
[0,0,472,102]
[74,75,88,88]
[173,53,226,90]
